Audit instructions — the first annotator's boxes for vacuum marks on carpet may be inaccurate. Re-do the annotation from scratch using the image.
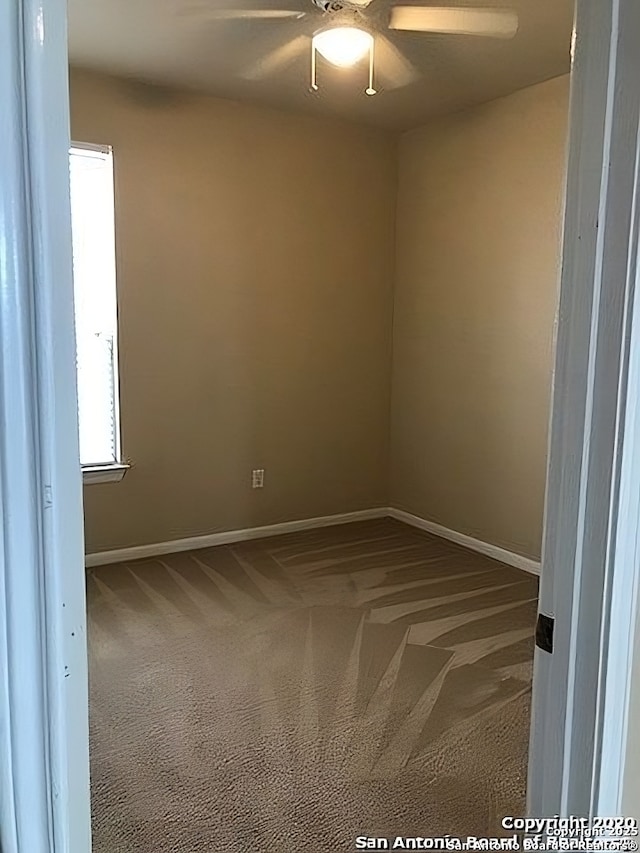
[87,518,538,852]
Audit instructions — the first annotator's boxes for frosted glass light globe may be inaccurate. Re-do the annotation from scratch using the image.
[312,27,373,67]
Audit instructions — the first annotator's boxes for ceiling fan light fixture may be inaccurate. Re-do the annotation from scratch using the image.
[312,26,373,67]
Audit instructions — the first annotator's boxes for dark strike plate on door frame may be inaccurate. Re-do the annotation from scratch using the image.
[535,612,555,654]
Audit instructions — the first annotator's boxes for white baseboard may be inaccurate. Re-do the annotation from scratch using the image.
[85,505,541,576]
[387,507,541,576]
[84,508,388,568]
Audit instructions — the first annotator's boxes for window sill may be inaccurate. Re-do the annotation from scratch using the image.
[82,463,130,485]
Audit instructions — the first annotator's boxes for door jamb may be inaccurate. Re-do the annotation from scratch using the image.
[0,1,91,852]
[528,0,640,817]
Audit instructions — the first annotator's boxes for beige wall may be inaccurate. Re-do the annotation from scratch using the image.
[71,69,397,553]
[390,76,569,560]
[75,69,568,559]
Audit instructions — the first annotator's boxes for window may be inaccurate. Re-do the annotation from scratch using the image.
[69,143,126,482]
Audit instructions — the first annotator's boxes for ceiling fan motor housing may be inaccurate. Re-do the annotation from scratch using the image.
[311,0,373,12]
[312,0,345,11]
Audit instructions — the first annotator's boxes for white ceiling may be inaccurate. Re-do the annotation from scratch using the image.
[67,0,574,130]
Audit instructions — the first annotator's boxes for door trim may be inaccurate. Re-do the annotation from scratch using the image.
[528,0,640,816]
[0,1,91,851]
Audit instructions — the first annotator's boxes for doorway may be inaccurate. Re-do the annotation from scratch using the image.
[1,0,630,849]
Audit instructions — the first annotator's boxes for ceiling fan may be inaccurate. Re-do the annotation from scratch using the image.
[180,3,519,95]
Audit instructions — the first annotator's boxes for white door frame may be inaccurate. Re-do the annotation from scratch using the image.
[527,0,640,818]
[1,0,639,850]
[0,0,91,852]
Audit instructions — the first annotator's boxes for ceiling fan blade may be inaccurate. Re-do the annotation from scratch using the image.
[243,33,310,80]
[375,34,419,90]
[179,5,305,19]
[388,6,518,38]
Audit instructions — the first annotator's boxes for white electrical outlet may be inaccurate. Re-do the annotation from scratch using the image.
[251,469,265,489]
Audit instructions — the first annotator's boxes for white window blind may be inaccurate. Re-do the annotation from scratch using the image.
[69,144,121,467]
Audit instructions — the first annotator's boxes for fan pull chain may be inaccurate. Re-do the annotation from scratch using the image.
[310,45,318,91]
[366,38,377,96]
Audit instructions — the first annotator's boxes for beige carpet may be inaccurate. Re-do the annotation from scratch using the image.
[87,518,538,852]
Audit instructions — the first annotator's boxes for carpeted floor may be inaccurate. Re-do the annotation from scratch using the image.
[87,518,538,852]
